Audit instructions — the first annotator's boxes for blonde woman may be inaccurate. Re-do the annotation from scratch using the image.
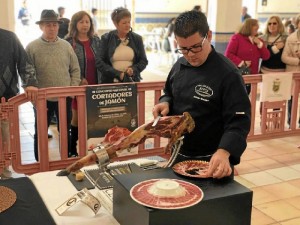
[259,16,288,73]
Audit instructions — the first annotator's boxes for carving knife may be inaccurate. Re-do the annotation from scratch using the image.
[152,115,162,127]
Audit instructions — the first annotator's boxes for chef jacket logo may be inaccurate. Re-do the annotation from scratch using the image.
[195,85,213,98]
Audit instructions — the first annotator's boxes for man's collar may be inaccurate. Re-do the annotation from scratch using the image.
[41,36,58,42]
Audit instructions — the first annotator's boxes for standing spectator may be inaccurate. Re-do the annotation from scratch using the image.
[65,11,101,156]
[26,10,81,161]
[91,8,98,35]
[287,24,295,35]
[283,18,296,35]
[260,16,288,74]
[57,6,70,39]
[0,28,38,178]
[98,7,148,83]
[192,5,202,12]
[18,0,31,26]
[241,6,251,22]
[152,11,251,179]
[259,16,288,123]
[163,17,178,64]
[281,15,300,128]
[225,18,270,94]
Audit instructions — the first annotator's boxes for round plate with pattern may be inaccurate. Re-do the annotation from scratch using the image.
[0,186,17,213]
[172,160,210,178]
[130,179,203,209]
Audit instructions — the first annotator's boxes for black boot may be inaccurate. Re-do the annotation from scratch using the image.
[34,134,39,161]
[68,125,78,157]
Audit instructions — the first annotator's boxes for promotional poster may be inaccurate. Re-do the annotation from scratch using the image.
[86,84,138,138]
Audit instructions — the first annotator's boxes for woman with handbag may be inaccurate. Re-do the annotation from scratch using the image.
[258,16,288,126]
[65,11,102,156]
[260,16,288,74]
[98,7,148,83]
[225,18,270,94]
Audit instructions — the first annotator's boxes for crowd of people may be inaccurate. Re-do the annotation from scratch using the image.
[1,5,299,179]
[225,13,300,128]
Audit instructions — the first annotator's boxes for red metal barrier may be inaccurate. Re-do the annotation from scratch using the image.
[0,73,299,175]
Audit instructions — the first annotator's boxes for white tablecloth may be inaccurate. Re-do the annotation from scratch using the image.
[29,166,120,225]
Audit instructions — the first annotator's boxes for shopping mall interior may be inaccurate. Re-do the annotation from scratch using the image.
[1,0,300,225]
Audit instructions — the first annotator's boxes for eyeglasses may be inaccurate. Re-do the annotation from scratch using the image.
[268,22,277,26]
[176,34,207,54]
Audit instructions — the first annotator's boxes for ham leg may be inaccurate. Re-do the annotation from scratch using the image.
[57,112,195,176]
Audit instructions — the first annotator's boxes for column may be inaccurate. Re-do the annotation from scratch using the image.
[0,0,15,31]
[207,0,242,54]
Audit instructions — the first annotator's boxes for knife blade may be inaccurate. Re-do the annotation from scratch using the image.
[152,115,161,127]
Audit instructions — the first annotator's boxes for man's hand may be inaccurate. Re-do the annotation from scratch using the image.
[152,102,169,118]
[206,149,232,179]
[24,86,38,102]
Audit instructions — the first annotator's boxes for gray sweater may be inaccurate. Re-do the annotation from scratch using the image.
[26,38,81,90]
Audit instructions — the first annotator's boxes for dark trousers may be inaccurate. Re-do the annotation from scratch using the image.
[287,96,300,127]
[33,98,72,161]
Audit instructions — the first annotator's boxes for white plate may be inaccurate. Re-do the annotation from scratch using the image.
[130,179,204,209]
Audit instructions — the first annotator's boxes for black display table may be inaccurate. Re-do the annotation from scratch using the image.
[113,168,252,225]
[0,177,56,225]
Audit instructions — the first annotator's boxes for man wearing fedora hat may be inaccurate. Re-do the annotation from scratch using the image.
[26,9,81,161]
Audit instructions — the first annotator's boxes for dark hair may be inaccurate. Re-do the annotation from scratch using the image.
[288,24,295,33]
[92,8,97,14]
[111,7,131,24]
[192,5,201,11]
[174,10,209,38]
[67,11,95,40]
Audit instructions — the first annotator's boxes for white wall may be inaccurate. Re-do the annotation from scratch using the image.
[135,0,207,13]
[257,0,300,13]
[14,0,82,23]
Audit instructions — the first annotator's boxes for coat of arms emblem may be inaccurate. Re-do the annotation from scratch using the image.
[272,78,280,93]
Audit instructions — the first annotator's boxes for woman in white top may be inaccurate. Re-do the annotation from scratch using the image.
[98,7,148,83]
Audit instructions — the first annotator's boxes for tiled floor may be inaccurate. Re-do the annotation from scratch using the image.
[5,51,300,225]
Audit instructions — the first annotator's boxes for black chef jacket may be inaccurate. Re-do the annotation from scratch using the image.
[159,46,251,165]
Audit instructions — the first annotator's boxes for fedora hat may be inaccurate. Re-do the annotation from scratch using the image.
[36,9,63,24]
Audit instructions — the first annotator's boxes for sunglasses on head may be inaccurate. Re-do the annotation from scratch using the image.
[268,22,277,25]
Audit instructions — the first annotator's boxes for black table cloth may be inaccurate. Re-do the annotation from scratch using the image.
[0,177,55,225]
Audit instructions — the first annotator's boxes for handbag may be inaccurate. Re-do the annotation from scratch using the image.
[122,73,134,82]
[238,62,251,76]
